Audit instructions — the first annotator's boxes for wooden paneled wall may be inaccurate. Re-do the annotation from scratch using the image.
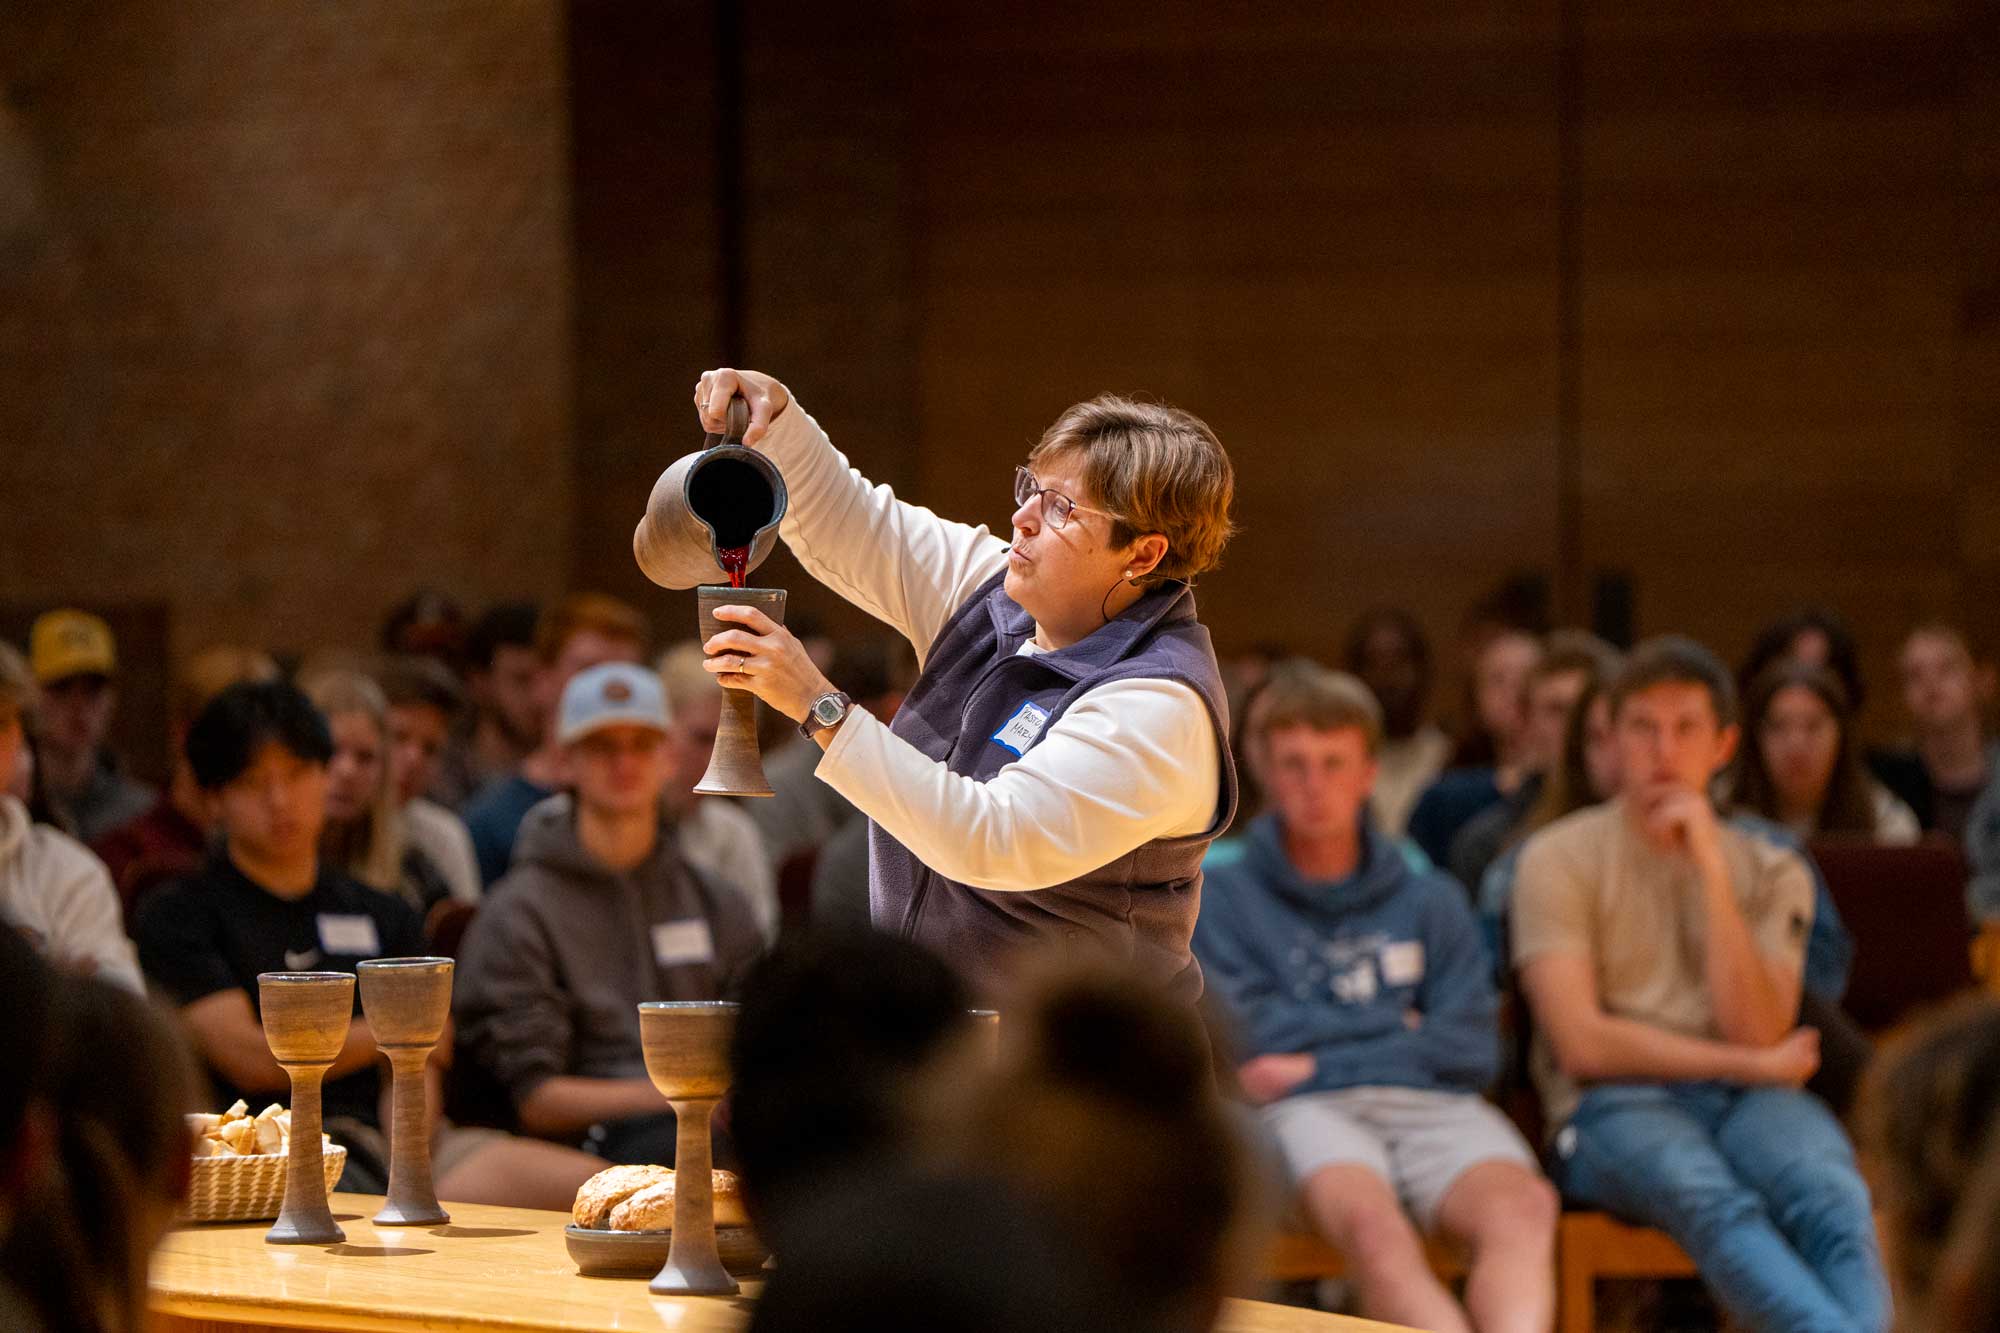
[4,2,1989,748]
[701,0,1995,734]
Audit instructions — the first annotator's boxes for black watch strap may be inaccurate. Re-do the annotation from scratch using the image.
[800,690,854,739]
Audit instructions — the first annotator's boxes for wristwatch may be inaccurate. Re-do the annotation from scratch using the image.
[799,690,854,739]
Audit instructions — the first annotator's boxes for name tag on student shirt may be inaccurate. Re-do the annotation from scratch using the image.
[1379,940,1426,987]
[652,919,716,969]
[990,701,1052,757]
[316,914,381,958]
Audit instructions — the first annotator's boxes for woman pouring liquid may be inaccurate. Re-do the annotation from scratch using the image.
[689,369,1238,1002]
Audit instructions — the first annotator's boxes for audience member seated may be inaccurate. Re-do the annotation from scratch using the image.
[0,643,142,993]
[0,931,197,1333]
[1734,660,1919,844]
[1477,677,1621,973]
[728,930,973,1256]
[432,601,541,808]
[1513,636,1889,1333]
[303,669,456,917]
[1871,622,1997,842]
[1344,607,1451,838]
[1194,665,1556,1333]
[379,655,482,908]
[1737,606,1869,720]
[1970,777,2000,925]
[134,680,600,1209]
[745,638,908,871]
[1448,631,1620,895]
[920,958,1256,1333]
[1485,669,1870,1116]
[455,663,764,1164]
[379,587,468,670]
[1407,627,1541,868]
[656,643,779,936]
[462,593,646,884]
[95,645,279,922]
[1862,998,2000,1333]
[26,609,154,843]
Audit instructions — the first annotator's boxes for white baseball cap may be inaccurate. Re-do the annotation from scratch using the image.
[557,663,669,745]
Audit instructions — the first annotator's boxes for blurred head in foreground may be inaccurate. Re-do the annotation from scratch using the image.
[917,956,1261,1333]
[728,929,972,1253]
[0,931,199,1333]
[1862,998,2000,1333]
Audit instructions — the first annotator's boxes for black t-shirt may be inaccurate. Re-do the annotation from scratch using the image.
[134,853,427,1127]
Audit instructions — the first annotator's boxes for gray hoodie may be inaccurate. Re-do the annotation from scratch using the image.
[455,795,764,1106]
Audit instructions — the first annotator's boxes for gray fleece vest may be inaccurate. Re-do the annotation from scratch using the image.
[868,572,1238,1002]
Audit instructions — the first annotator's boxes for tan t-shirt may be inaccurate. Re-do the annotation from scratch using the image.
[1510,802,1815,1131]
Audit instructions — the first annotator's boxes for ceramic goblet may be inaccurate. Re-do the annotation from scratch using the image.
[693,587,787,797]
[259,971,355,1244]
[638,1000,739,1296]
[357,957,454,1226]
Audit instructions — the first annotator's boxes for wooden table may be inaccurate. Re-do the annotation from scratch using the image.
[150,1193,1415,1333]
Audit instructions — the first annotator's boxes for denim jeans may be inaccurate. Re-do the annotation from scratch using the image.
[1552,1082,1889,1333]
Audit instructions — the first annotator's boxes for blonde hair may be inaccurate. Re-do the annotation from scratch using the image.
[535,592,647,665]
[656,641,712,720]
[299,668,405,895]
[172,645,279,730]
[1028,395,1236,585]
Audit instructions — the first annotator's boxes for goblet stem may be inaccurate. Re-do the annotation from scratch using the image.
[267,1063,344,1244]
[649,1097,736,1296]
[374,1047,448,1226]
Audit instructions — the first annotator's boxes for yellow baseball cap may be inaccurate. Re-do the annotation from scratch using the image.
[29,609,117,684]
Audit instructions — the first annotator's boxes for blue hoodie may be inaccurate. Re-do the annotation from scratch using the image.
[1194,812,1500,1097]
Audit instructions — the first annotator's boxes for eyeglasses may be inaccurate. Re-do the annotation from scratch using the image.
[1013,466,1120,531]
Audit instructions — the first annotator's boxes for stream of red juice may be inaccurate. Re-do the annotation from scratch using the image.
[718,544,750,589]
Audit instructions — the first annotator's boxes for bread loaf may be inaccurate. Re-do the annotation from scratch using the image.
[571,1165,674,1229]
[607,1170,746,1231]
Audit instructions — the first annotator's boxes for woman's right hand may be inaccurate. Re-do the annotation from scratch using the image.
[694,368,790,448]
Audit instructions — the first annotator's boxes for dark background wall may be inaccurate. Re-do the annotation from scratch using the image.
[4,1,1995,777]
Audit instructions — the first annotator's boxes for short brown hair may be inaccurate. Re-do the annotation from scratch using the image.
[1028,395,1236,584]
[1532,629,1622,690]
[1861,999,2000,1333]
[1609,635,1737,728]
[535,592,647,664]
[1245,661,1383,757]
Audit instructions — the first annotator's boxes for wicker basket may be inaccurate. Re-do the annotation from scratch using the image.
[181,1145,347,1224]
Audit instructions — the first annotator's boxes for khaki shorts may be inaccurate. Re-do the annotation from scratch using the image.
[326,1117,508,1190]
[1262,1085,1537,1232]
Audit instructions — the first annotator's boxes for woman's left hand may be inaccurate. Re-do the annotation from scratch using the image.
[702,606,835,723]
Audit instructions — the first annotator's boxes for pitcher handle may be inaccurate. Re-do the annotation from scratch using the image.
[704,395,753,451]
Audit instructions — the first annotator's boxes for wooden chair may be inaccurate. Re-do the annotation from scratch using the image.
[1556,1212,1697,1333]
[1806,837,1974,1030]
[1263,1211,1696,1331]
[423,899,479,959]
[1262,1228,1466,1284]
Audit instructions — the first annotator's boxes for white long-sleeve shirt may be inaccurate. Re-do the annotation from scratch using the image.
[0,795,144,994]
[757,400,1222,893]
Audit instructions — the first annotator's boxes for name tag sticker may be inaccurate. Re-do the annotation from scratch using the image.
[316,914,380,957]
[1379,940,1426,987]
[653,919,716,968]
[990,701,1052,757]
